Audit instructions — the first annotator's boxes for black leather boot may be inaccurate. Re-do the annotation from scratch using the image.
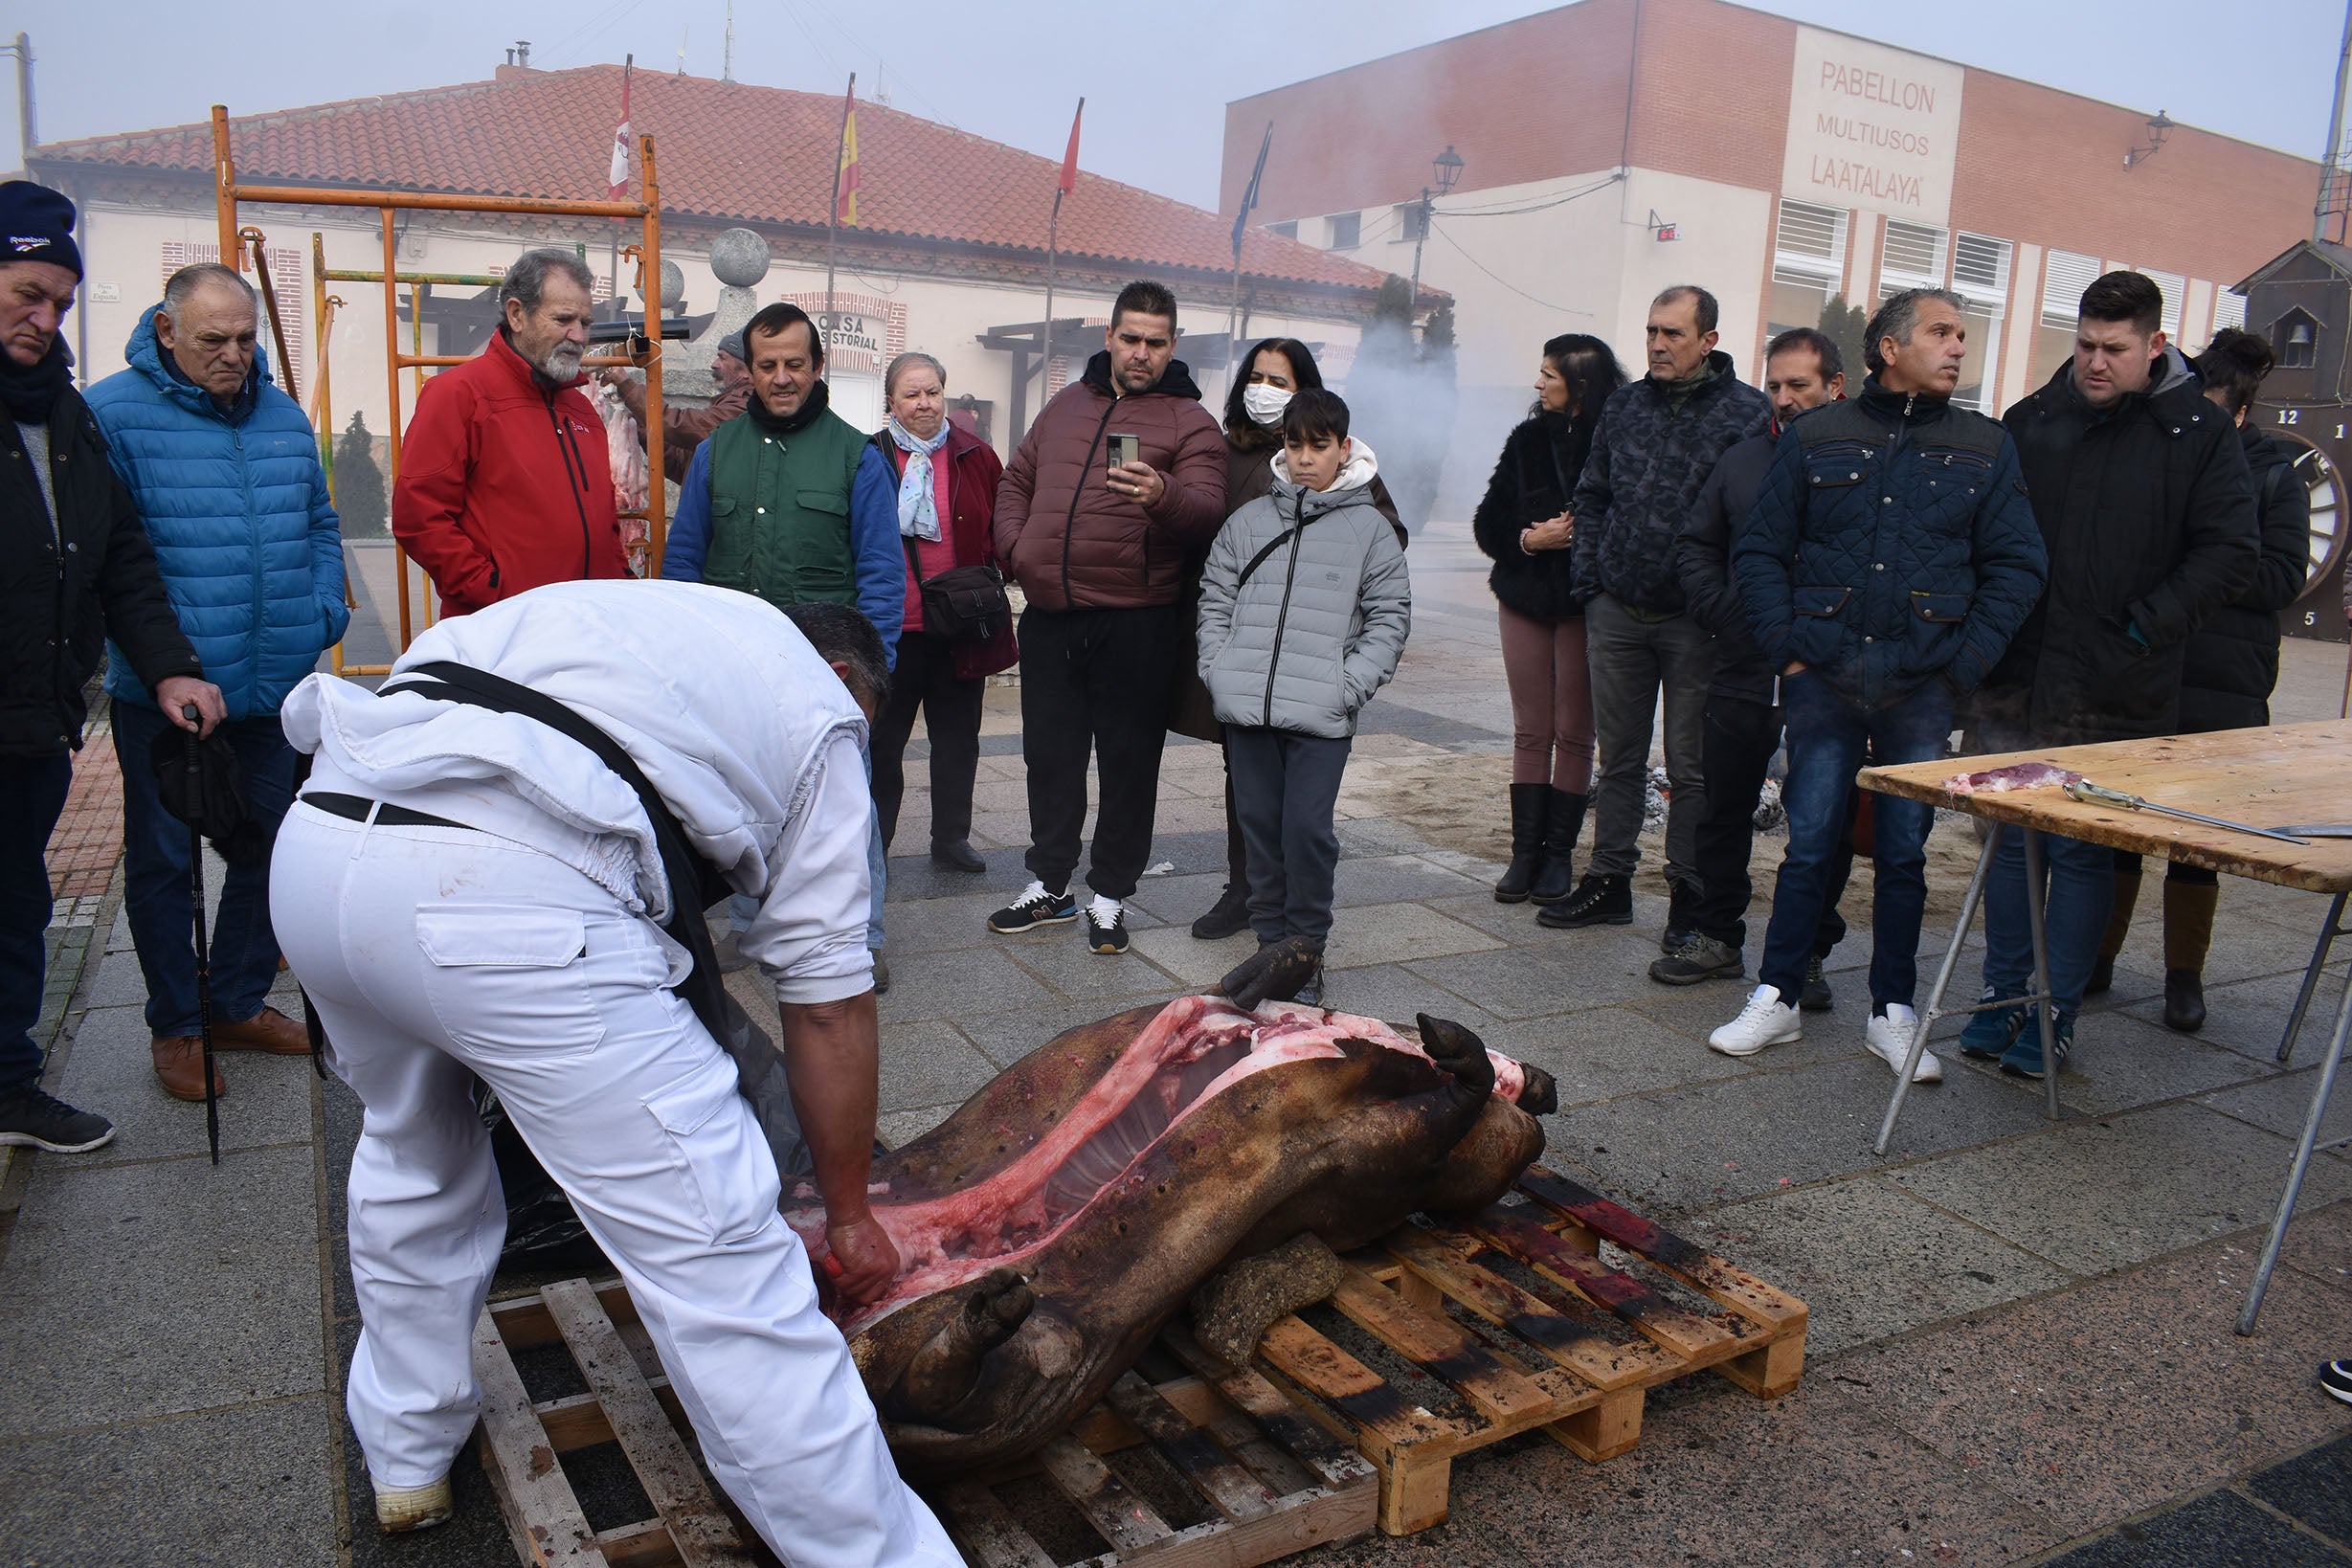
[1494,783,1548,903]
[1537,872,1631,929]
[2163,969,2206,1033]
[1528,790,1587,905]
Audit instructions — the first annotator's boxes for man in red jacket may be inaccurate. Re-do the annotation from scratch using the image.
[392,249,627,615]
[986,280,1226,955]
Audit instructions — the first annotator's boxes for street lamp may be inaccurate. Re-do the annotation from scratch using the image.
[1410,145,1465,300]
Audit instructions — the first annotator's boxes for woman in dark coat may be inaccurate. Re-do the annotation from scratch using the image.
[1176,338,1400,938]
[866,351,1019,872]
[2094,327,2311,1029]
[1470,333,1625,904]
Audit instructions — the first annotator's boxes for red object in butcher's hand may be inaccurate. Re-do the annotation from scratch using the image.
[1941,763,2086,795]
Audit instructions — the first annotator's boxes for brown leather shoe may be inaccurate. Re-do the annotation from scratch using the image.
[151,1035,226,1102]
[213,1005,312,1056]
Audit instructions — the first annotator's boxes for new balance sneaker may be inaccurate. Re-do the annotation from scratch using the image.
[373,1474,453,1533]
[2001,1011,2074,1080]
[1799,955,1835,1013]
[1708,985,1803,1057]
[2320,1359,2352,1406]
[1864,1003,1942,1084]
[1957,995,2027,1062]
[1647,934,1743,986]
[988,880,1078,933]
[0,1082,115,1154]
[1086,895,1130,955]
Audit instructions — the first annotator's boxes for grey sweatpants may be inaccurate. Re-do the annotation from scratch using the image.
[1225,726,1353,947]
[1584,592,1711,886]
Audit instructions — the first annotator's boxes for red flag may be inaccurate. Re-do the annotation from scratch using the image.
[1058,99,1085,196]
[608,57,633,200]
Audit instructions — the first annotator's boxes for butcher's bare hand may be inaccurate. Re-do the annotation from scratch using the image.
[826,1214,903,1309]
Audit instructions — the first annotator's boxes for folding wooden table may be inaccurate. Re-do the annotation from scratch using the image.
[1857,719,2352,1333]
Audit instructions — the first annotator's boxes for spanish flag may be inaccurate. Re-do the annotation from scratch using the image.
[835,95,861,227]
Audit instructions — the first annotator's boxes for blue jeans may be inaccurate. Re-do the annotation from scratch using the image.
[1758,673,1953,1012]
[731,744,885,951]
[112,701,298,1038]
[1982,823,2113,1020]
[1,753,74,1087]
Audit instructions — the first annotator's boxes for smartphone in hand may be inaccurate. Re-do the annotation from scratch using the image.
[1107,432,1141,470]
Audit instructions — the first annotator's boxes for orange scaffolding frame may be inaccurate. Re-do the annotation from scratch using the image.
[210,102,669,674]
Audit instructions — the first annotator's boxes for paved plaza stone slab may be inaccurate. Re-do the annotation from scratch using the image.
[1831,1233,2352,1536]
[996,930,1188,1002]
[1127,922,1256,987]
[53,998,315,1166]
[0,1396,337,1568]
[2164,971,2345,1064]
[1483,1006,1754,1106]
[1682,1176,2075,1358]
[872,945,1061,1025]
[1313,962,1504,1036]
[2045,1007,2284,1115]
[1559,1054,2062,1216]
[869,885,1010,953]
[0,1143,322,1435]
[1883,1101,2352,1275]
[2276,1196,2352,1291]
[875,1019,1003,1112]
[2201,1064,2352,1149]
[1315,1375,2062,1567]
[1323,902,1505,970]
[1404,934,1669,1019]
[2040,1488,2352,1566]
[2247,1430,2352,1554]
[1622,977,1892,1068]
[944,992,1186,1069]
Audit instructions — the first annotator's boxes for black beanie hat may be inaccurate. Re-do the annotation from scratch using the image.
[0,182,81,280]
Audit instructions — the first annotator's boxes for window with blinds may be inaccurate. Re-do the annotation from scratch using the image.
[2132,268,2185,336]
[1767,198,1849,345]
[1948,235,2013,414]
[1879,221,1948,295]
[2041,250,2100,326]
[2213,290,2247,331]
[1952,235,2012,305]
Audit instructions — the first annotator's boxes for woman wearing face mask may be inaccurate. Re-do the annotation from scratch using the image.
[1470,333,1625,906]
[1175,338,1400,939]
[862,351,1018,876]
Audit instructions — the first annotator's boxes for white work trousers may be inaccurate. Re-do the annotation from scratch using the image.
[270,804,957,1568]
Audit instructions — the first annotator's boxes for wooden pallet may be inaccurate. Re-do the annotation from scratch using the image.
[934,1328,1377,1567]
[476,1279,1374,1568]
[1244,1164,1808,1534]
[475,1278,765,1568]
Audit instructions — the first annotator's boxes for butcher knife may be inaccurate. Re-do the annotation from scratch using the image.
[2063,779,2311,846]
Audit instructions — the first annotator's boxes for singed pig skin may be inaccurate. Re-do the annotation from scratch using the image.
[842,1010,1544,1475]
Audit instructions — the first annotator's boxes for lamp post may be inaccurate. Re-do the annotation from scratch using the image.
[1409,144,1464,301]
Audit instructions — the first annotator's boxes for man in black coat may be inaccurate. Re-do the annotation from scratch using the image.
[1655,326,1852,995]
[1552,285,1770,938]
[0,181,220,1155]
[1960,271,2258,1079]
[2093,326,2312,1032]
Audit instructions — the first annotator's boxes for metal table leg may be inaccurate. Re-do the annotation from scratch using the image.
[1876,827,2000,1155]
[2236,956,2352,1334]
[2020,828,2063,1122]
[2279,892,2350,1065]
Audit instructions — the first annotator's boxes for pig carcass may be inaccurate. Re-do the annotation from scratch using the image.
[781,994,1555,1475]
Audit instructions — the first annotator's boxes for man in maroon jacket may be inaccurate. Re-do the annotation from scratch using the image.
[987,280,1226,954]
[392,249,628,616]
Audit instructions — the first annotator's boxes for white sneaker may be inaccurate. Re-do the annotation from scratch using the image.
[1709,985,1802,1057]
[1865,1003,1942,1083]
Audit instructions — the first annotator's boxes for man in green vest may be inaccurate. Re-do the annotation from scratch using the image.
[666,301,903,982]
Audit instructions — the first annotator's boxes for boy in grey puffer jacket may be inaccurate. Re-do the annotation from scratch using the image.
[1198,391,1411,1000]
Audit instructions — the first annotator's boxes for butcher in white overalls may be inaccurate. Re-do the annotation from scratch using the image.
[270,579,956,1566]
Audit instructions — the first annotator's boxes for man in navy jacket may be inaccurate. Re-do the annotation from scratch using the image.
[89,263,347,1102]
[1715,288,2046,1079]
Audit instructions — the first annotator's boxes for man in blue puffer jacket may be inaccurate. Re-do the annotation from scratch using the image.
[88,263,347,1104]
[1716,288,2046,1078]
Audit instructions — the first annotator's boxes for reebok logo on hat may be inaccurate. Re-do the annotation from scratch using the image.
[9,236,50,252]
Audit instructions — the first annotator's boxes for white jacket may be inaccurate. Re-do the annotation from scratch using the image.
[280,579,874,1002]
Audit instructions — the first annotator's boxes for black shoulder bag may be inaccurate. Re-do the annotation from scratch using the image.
[903,534,1011,644]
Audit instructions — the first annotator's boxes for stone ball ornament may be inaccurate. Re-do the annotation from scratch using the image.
[708,228,772,289]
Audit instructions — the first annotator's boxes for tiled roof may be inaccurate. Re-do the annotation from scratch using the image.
[38,64,1406,299]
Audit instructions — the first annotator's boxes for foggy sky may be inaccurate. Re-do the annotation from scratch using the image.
[11,0,2348,211]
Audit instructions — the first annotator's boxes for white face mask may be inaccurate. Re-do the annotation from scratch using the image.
[1243,383,1293,426]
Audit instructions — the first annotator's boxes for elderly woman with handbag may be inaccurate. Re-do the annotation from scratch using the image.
[859,351,1018,872]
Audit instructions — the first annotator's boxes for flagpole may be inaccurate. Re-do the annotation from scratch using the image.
[823,71,855,354]
[1226,123,1272,401]
[1042,98,1082,440]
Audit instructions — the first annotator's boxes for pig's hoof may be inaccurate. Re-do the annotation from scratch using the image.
[967,1266,1034,1347]
[1516,1063,1559,1116]
[1416,1013,1495,1097]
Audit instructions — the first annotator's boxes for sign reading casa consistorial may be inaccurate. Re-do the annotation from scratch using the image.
[1781,26,1964,227]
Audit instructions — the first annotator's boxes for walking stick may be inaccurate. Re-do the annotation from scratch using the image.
[183,706,220,1165]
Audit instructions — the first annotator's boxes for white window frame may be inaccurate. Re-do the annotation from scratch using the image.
[1328,212,1361,250]
[1879,220,1949,297]
[1772,198,1848,295]
[2212,289,2247,332]
[2042,250,2101,327]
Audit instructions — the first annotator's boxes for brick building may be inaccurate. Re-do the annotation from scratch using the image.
[1224,0,2321,510]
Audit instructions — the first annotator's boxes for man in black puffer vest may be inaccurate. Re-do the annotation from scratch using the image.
[1656,326,1854,998]
[1552,286,1769,940]
[1722,288,2047,1080]
[1960,271,2257,1081]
